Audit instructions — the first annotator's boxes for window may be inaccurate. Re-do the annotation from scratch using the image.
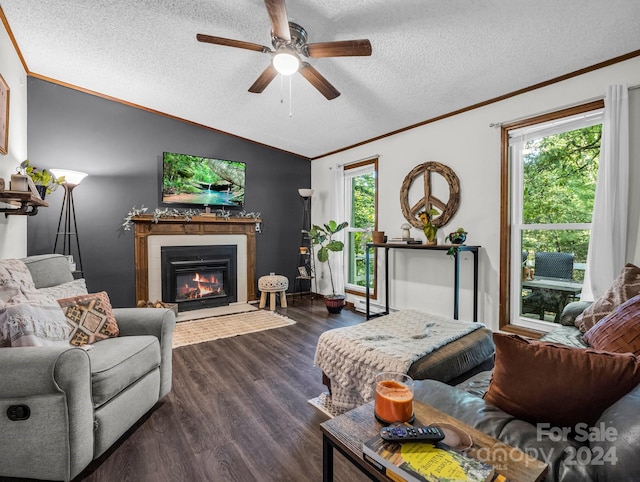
[344,158,378,297]
[500,102,603,332]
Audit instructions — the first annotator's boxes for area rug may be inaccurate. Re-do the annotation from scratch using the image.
[172,310,295,348]
[307,392,351,418]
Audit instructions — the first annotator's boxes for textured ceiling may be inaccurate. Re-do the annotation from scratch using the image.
[3,0,640,158]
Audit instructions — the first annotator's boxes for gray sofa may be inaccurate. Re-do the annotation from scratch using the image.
[413,301,640,482]
[0,254,176,481]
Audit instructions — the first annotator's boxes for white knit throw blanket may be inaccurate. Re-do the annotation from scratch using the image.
[314,309,484,410]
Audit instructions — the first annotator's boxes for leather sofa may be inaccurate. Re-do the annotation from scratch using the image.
[413,301,640,482]
[414,375,640,482]
[0,254,176,481]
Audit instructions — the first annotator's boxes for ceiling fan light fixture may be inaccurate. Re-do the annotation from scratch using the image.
[273,51,300,75]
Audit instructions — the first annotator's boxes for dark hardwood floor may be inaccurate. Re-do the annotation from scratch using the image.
[77,299,372,482]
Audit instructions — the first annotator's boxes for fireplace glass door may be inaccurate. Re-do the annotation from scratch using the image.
[175,267,227,302]
[161,245,237,312]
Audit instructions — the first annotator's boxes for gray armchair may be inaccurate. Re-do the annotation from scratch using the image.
[0,254,175,481]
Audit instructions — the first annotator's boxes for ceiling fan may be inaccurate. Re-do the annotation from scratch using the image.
[196,0,372,100]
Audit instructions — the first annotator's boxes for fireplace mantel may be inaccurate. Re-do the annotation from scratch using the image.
[132,215,260,304]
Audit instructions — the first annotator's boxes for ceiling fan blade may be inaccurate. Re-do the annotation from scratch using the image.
[299,63,340,100]
[248,64,279,94]
[197,34,271,53]
[264,0,291,41]
[306,39,372,58]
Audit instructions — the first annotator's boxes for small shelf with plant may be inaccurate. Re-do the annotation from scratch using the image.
[20,160,65,199]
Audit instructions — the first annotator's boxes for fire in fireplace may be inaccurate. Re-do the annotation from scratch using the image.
[176,270,225,301]
[162,245,237,312]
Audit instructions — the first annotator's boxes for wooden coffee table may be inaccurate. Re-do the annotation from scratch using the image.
[320,400,548,481]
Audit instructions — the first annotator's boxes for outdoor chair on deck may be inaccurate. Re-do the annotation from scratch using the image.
[522,251,574,322]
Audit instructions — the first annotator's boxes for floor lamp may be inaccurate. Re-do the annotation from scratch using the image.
[50,169,88,275]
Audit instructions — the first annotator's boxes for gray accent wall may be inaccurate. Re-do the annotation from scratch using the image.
[26,78,310,307]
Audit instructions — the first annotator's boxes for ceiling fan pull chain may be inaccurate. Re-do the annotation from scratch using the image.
[289,75,293,118]
[280,75,284,104]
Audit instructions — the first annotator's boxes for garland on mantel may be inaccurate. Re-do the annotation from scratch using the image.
[122,205,261,231]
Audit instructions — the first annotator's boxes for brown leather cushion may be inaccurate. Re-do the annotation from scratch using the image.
[483,333,640,427]
[584,294,640,355]
[575,263,640,332]
[58,291,119,346]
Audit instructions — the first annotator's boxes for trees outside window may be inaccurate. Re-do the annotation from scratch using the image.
[505,105,603,331]
[344,159,377,297]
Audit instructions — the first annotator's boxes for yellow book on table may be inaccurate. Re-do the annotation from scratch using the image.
[363,435,496,482]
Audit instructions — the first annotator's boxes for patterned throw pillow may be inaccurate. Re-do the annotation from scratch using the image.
[583,294,640,355]
[58,292,119,346]
[575,263,640,332]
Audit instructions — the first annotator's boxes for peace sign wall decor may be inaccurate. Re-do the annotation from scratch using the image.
[400,161,460,229]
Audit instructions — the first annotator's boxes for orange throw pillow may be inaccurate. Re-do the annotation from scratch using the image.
[58,292,119,346]
[584,294,640,355]
[483,333,640,427]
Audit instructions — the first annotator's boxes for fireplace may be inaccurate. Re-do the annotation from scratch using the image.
[161,245,237,312]
[132,215,258,305]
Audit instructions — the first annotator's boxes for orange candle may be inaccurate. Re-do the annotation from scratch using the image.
[375,375,414,423]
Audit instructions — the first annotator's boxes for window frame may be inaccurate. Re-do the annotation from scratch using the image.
[344,158,378,300]
[499,100,604,334]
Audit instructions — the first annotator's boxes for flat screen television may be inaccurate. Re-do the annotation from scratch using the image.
[161,151,245,209]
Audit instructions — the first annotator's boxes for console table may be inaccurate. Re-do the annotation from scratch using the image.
[365,243,480,321]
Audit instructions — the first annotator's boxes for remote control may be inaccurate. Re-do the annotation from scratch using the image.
[380,424,445,443]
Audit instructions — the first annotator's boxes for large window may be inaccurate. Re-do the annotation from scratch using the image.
[501,103,603,332]
[344,158,377,297]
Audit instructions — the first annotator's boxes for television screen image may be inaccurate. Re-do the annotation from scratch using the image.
[162,152,245,208]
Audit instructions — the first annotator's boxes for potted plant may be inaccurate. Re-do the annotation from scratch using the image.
[20,160,65,198]
[418,208,440,245]
[445,227,467,245]
[308,220,349,313]
[445,227,468,256]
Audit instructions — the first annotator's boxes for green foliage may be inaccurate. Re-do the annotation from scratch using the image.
[445,228,468,256]
[349,172,376,287]
[162,153,245,197]
[351,173,375,229]
[21,160,65,193]
[308,220,348,295]
[521,124,601,265]
[419,208,440,242]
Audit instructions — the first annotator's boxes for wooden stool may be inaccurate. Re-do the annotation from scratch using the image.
[258,275,289,310]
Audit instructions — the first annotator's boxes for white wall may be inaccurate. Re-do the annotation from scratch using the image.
[0,21,28,258]
[312,57,640,330]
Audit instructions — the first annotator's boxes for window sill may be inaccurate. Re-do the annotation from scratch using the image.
[499,324,544,339]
